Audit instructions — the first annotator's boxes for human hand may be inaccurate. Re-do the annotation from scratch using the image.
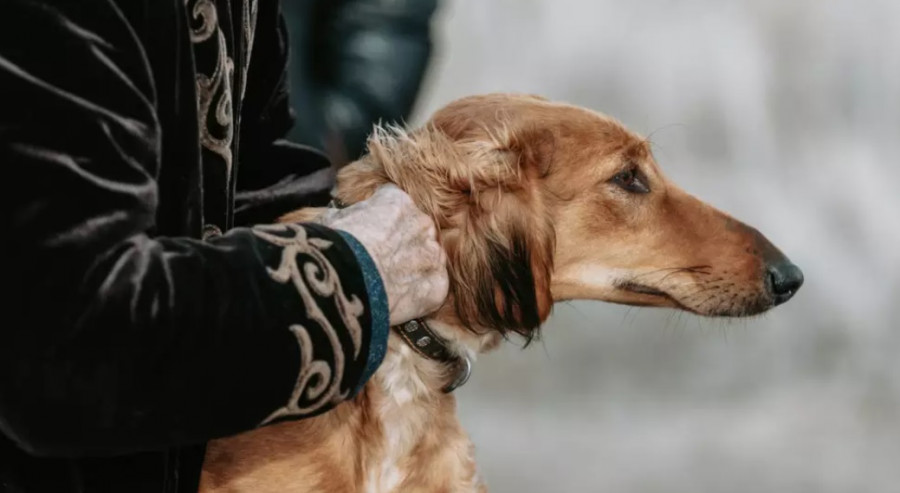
[319,185,449,325]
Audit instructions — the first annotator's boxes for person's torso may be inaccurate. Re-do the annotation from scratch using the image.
[2,1,261,492]
[140,0,261,241]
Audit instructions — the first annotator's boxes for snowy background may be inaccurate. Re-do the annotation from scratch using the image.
[410,1,900,491]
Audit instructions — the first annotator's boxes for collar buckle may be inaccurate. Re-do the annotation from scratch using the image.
[395,319,472,393]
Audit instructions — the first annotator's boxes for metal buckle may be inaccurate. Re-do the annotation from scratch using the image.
[442,354,473,394]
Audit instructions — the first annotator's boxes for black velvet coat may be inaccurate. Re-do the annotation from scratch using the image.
[0,1,381,491]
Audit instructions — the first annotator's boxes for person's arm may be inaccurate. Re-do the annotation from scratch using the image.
[285,0,440,165]
[0,0,383,457]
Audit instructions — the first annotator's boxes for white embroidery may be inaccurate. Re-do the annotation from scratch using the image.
[239,0,259,102]
[252,224,365,425]
[186,0,258,177]
[187,0,218,43]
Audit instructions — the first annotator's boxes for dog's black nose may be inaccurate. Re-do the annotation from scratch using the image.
[767,261,804,305]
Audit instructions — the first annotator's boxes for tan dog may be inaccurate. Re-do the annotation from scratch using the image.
[199,94,803,492]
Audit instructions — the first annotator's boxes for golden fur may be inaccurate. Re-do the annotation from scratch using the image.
[199,94,797,492]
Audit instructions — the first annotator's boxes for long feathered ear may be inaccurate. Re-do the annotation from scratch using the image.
[439,121,557,342]
[331,97,558,340]
[447,205,554,342]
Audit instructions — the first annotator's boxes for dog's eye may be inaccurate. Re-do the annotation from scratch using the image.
[611,168,650,194]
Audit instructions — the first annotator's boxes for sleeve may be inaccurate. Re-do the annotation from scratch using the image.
[285,0,440,165]
[0,0,388,458]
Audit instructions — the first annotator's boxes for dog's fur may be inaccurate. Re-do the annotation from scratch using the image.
[199,94,797,492]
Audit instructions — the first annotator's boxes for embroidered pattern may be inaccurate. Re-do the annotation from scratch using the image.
[239,0,259,102]
[252,224,365,425]
[185,0,258,177]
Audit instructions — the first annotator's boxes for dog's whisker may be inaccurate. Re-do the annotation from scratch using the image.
[643,122,688,146]
[678,285,722,303]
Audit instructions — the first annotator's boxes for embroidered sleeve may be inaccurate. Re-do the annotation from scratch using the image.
[0,0,375,456]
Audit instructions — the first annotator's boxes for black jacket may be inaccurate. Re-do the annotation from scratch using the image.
[282,0,438,164]
[0,1,388,492]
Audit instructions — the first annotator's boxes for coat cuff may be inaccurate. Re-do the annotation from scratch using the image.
[337,232,390,394]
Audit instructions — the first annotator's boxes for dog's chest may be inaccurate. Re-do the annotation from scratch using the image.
[365,345,432,493]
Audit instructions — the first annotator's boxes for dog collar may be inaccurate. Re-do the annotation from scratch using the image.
[328,196,472,393]
[395,319,472,393]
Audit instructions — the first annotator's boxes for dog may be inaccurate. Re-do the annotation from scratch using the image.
[198,93,804,492]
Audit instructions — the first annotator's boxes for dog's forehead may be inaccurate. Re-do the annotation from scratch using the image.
[562,108,648,154]
[622,138,652,161]
[585,123,651,163]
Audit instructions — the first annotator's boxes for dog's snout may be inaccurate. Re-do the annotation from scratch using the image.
[766,261,804,305]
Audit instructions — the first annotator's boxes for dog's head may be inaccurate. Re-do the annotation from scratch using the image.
[333,94,803,344]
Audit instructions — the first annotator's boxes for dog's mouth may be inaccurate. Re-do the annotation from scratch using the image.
[615,281,693,312]
[616,279,778,317]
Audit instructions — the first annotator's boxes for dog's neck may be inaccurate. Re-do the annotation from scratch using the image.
[374,315,500,401]
[393,319,473,393]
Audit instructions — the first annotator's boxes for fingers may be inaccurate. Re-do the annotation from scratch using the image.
[425,247,450,314]
[314,207,340,225]
[397,239,449,323]
[318,185,449,325]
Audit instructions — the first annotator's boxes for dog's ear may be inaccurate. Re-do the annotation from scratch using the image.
[439,121,557,341]
[503,125,556,179]
[334,98,559,339]
[446,203,554,341]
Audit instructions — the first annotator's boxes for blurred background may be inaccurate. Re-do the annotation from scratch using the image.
[287,1,900,491]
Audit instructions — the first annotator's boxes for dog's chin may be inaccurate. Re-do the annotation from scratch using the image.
[616,282,775,318]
